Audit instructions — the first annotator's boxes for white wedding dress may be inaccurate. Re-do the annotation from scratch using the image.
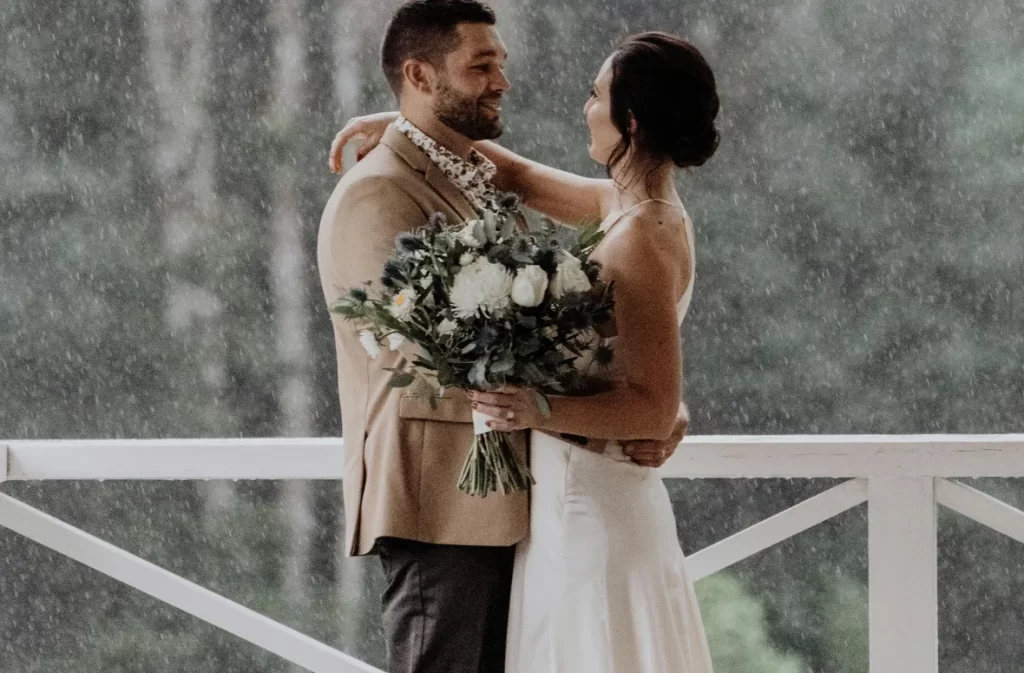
[505,199,714,673]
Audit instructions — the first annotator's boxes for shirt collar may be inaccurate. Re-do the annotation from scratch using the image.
[395,115,500,215]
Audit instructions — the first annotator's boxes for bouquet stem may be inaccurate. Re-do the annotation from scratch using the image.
[457,411,534,497]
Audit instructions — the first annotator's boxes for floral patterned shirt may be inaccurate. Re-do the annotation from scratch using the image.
[395,115,504,216]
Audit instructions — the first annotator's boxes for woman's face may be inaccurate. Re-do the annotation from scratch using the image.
[584,57,623,165]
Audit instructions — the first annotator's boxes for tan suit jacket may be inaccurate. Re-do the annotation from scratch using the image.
[318,125,529,556]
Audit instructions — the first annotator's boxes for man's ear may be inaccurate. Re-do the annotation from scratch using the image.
[402,59,436,95]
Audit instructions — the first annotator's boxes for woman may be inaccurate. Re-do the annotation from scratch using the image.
[333,31,719,673]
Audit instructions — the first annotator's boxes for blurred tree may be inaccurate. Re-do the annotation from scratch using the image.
[1,0,1022,670]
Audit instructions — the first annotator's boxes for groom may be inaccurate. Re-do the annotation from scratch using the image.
[318,1,687,671]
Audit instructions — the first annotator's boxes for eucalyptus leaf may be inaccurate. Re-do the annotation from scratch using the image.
[469,358,489,388]
[388,371,416,388]
[535,391,552,418]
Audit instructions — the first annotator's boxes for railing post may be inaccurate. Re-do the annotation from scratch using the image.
[869,476,938,673]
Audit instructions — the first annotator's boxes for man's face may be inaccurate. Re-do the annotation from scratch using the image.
[432,23,510,140]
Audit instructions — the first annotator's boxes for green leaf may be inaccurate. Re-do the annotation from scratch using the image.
[469,358,489,388]
[535,391,552,418]
[490,350,515,374]
[388,371,416,388]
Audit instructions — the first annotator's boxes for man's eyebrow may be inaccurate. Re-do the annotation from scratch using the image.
[471,48,508,60]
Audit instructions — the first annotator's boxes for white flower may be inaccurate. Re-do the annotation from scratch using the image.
[459,252,477,266]
[388,288,417,321]
[511,265,549,307]
[542,325,558,339]
[437,318,459,336]
[549,252,592,299]
[387,333,406,351]
[358,330,381,359]
[450,257,513,318]
[459,220,484,248]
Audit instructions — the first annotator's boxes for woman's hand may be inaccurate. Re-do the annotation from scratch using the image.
[622,405,688,467]
[328,111,400,173]
[467,387,544,432]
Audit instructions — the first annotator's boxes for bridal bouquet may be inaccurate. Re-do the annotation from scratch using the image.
[331,197,615,497]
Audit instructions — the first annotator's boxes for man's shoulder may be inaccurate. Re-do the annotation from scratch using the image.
[331,145,426,203]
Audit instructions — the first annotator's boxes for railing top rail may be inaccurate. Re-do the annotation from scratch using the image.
[2,434,1023,481]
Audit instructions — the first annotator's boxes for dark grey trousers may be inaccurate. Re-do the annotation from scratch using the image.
[377,537,515,673]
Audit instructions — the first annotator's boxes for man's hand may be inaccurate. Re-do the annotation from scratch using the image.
[623,403,689,468]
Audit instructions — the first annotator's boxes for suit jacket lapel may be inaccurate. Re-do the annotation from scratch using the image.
[380,124,480,222]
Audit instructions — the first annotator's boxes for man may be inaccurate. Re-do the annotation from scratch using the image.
[318,2,687,671]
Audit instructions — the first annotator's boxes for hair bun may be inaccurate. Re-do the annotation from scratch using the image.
[671,123,720,168]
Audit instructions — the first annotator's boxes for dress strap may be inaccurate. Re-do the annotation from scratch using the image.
[601,198,686,233]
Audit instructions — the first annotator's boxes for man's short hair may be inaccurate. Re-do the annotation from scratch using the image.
[380,0,497,96]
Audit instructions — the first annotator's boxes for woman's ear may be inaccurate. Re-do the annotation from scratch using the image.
[629,113,639,137]
[402,60,436,95]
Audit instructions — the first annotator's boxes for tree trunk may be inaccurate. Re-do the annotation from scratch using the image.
[270,0,316,655]
[142,0,234,515]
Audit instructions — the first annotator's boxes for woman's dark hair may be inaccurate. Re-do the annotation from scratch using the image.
[381,0,496,97]
[606,32,720,187]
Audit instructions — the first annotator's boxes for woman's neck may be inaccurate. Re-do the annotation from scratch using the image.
[610,159,678,210]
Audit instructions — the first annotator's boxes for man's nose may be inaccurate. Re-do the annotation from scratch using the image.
[493,68,511,93]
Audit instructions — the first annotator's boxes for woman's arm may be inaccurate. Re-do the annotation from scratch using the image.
[327,113,615,227]
[473,141,614,227]
[471,208,691,441]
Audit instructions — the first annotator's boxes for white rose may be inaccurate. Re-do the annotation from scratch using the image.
[358,330,381,359]
[510,265,549,307]
[549,252,592,299]
[459,252,477,266]
[450,257,513,318]
[387,333,406,351]
[388,288,417,321]
[437,318,459,336]
[459,220,484,248]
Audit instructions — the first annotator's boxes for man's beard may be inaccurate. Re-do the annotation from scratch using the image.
[434,77,504,141]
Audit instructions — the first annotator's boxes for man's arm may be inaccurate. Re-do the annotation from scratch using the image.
[622,402,689,468]
[327,175,473,423]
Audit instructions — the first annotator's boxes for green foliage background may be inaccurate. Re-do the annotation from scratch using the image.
[1,0,1021,671]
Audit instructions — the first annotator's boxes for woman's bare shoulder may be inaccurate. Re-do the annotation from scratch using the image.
[603,203,689,276]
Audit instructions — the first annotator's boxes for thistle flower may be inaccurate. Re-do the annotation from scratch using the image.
[427,212,447,232]
[396,233,426,252]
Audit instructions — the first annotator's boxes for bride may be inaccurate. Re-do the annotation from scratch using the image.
[332,31,719,673]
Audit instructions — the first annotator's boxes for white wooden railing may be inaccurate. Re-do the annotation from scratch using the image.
[3,435,1024,673]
